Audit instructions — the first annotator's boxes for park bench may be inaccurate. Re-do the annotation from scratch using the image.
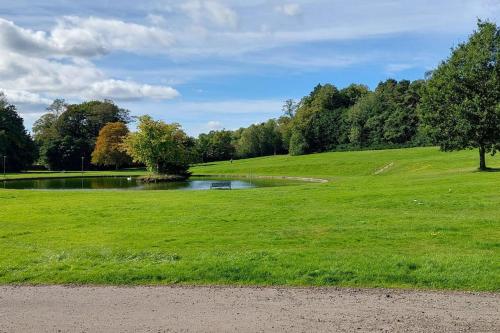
[210,181,232,190]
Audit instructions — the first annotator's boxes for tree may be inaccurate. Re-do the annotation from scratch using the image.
[32,101,65,166]
[289,131,307,156]
[282,99,298,117]
[420,21,500,170]
[195,130,235,162]
[123,115,193,175]
[46,99,67,117]
[291,84,350,153]
[91,122,131,169]
[34,100,130,170]
[346,79,423,148]
[340,84,370,106]
[236,120,283,158]
[0,93,37,171]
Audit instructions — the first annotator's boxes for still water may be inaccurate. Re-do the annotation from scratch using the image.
[1,176,301,191]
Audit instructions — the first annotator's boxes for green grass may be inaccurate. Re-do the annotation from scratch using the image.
[0,147,499,290]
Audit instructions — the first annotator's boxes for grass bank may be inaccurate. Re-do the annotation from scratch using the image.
[0,147,499,290]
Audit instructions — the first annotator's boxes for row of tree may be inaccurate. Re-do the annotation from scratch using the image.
[194,79,426,161]
[0,21,498,172]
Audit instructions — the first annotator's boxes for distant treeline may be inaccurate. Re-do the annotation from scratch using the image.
[195,79,429,162]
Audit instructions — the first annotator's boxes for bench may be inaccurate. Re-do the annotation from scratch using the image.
[210,181,232,190]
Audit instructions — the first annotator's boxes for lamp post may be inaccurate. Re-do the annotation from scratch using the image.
[81,156,84,176]
[2,155,6,179]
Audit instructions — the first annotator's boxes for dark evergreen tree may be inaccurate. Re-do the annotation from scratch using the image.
[0,93,37,171]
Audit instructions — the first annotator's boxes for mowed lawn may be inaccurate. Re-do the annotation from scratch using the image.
[0,147,499,290]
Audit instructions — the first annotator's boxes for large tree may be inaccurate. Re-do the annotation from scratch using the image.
[196,130,235,162]
[420,21,500,170]
[123,115,193,175]
[34,100,130,170]
[290,84,359,154]
[91,122,131,169]
[347,79,423,148]
[33,100,67,167]
[0,93,37,171]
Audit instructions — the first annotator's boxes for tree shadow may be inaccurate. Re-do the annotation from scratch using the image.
[479,167,500,172]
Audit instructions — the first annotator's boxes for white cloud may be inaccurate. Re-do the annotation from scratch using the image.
[1,89,52,105]
[206,120,223,131]
[51,16,174,56]
[0,52,180,104]
[204,1,238,28]
[0,18,179,105]
[87,80,180,100]
[0,17,174,58]
[180,0,238,28]
[275,3,302,17]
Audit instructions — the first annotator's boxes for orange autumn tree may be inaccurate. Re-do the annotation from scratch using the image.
[91,122,131,169]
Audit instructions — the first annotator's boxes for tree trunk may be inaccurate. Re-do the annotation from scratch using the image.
[479,146,487,171]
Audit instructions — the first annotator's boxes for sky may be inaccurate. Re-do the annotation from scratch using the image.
[0,0,499,136]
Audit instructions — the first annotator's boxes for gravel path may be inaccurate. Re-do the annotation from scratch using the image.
[0,286,498,332]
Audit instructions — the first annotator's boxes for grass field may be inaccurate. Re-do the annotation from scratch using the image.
[0,147,499,290]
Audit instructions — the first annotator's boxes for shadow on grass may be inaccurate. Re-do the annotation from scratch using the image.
[477,167,500,172]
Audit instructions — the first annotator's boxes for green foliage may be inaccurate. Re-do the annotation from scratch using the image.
[237,120,283,158]
[196,130,235,162]
[124,115,193,175]
[420,20,500,170]
[33,100,130,170]
[0,93,37,171]
[288,130,307,156]
[290,83,393,154]
[192,79,425,161]
[346,79,424,148]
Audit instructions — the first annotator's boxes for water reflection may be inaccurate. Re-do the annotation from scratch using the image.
[1,176,302,191]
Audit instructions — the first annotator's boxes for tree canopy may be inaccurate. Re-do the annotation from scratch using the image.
[196,130,235,162]
[0,93,37,171]
[34,100,130,170]
[91,122,131,169]
[123,116,193,175]
[420,20,500,170]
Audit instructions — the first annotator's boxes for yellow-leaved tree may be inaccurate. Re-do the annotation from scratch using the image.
[91,122,131,169]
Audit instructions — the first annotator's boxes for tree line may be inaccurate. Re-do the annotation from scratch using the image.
[0,21,498,172]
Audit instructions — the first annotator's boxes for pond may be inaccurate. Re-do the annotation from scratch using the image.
[0,176,303,191]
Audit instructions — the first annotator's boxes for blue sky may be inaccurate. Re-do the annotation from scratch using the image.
[0,0,499,135]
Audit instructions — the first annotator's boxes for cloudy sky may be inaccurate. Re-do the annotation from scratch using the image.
[1,0,499,135]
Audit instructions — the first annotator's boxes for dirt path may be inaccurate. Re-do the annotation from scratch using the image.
[0,286,498,332]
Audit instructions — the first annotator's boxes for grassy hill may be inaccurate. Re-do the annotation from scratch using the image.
[0,147,499,290]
